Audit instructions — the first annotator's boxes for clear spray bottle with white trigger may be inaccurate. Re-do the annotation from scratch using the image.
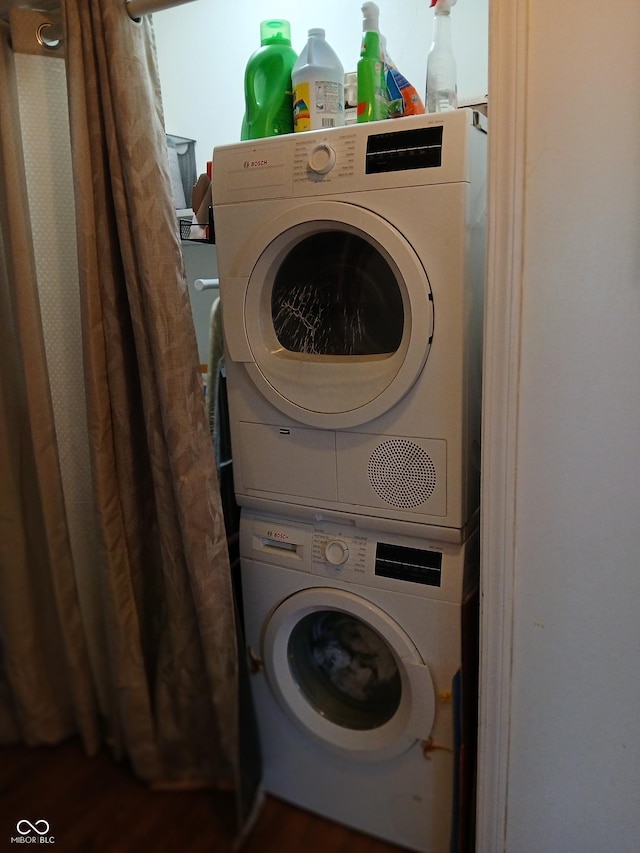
[426,0,458,113]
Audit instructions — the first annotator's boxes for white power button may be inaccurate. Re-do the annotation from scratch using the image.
[325,539,350,566]
[308,143,336,175]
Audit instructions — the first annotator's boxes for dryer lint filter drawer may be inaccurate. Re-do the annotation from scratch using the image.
[237,422,337,501]
[336,433,447,517]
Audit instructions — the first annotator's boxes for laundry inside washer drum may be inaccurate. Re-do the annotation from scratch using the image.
[287,611,402,730]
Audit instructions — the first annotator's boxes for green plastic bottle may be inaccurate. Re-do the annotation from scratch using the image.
[357,2,388,123]
[241,20,298,140]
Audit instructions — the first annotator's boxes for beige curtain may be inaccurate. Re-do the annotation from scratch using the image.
[1,0,244,822]
[0,25,101,752]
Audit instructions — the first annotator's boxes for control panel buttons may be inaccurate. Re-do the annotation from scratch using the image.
[324,538,350,566]
[308,143,336,175]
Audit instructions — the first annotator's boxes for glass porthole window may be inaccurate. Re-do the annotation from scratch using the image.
[271,232,404,357]
[242,203,434,428]
[263,587,437,757]
[287,610,402,730]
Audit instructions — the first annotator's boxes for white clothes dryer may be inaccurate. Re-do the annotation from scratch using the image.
[239,510,479,852]
[213,110,486,541]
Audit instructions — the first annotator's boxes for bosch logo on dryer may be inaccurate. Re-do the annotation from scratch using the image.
[243,158,269,169]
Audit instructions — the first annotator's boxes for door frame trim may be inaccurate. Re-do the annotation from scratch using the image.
[477,1,529,849]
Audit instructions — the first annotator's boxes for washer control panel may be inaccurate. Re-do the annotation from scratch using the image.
[312,529,367,578]
[239,511,475,602]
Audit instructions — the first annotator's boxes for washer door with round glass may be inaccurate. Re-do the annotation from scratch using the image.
[243,202,434,429]
[262,587,436,760]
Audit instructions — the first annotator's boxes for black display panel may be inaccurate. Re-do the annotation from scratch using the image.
[375,542,442,587]
[365,125,443,174]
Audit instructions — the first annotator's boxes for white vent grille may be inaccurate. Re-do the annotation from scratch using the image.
[367,439,437,509]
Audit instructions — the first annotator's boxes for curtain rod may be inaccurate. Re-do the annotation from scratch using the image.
[39,0,197,47]
[125,0,197,20]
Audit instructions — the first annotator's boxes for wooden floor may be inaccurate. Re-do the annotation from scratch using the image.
[1,739,404,852]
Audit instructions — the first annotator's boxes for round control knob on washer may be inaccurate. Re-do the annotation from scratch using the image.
[325,539,350,566]
[308,143,336,175]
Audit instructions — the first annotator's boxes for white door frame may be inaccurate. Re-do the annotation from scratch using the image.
[476,1,528,850]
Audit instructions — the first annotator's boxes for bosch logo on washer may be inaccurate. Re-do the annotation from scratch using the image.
[243,158,269,169]
[267,529,289,541]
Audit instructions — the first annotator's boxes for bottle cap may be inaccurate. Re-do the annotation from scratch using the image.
[260,19,292,45]
[308,28,326,38]
[362,1,380,33]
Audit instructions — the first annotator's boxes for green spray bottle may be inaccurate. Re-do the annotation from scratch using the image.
[241,20,297,140]
[356,2,388,123]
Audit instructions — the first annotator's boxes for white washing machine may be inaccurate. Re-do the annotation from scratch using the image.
[240,510,479,852]
[213,110,486,541]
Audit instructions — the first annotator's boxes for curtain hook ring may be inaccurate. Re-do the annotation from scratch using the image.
[36,22,63,50]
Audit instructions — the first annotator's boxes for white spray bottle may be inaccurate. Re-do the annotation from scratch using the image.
[426,0,458,113]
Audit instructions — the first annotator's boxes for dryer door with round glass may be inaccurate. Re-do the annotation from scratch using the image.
[262,587,436,760]
[242,202,434,429]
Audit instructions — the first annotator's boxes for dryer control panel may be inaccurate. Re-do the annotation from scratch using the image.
[213,109,481,205]
[240,511,477,604]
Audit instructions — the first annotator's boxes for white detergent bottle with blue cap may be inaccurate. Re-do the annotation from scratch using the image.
[293,28,345,132]
[426,0,458,113]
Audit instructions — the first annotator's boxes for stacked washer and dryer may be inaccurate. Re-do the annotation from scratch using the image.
[213,108,487,852]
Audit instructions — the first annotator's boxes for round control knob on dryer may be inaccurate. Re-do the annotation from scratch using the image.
[325,539,349,566]
[308,143,336,175]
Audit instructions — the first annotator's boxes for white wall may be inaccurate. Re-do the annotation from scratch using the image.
[153,0,488,172]
[499,2,640,850]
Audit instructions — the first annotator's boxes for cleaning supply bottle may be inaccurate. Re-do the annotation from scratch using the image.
[241,20,297,140]
[344,71,358,125]
[357,2,388,123]
[382,38,425,118]
[426,0,458,113]
[293,29,345,132]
